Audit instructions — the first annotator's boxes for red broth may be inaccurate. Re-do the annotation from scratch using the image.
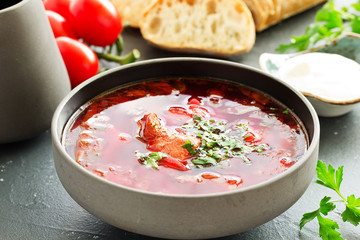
[62,78,308,195]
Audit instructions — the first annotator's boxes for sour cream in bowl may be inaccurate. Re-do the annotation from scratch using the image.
[260,43,360,117]
[278,52,360,103]
[277,52,360,117]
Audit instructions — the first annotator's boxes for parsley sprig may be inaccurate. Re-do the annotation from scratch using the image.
[300,160,360,240]
[276,0,360,53]
[181,116,269,168]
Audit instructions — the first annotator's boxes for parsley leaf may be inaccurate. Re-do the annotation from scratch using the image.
[192,156,218,167]
[276,0,360,53]
[319,196,337,215]
[315,160,343,193]
[299,196,336,230]
[300,160,360,240]
[353,2,360,11]
[317,214,342,240]
[342,195,360,226]
[182,140,197,155]
[300,209,320,230]
[136,151,168,170]
[351,15,360,33]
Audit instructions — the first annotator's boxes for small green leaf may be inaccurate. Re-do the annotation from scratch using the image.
[193,115,202,123]
[300,209,320,230]
[315,160,342,193]
[182,140,196,155]
[342,195,360,226]
[282,109,289,114]
[352,3,360,11]
[192,156,218,166]
[300,196,336,233]
[136,151,168,170]
[335,166,343,191]
[315,0,343,29]
[347,195,360,208]
[351,16,360,34]
[319,196,336,216]
[317,214,342,240]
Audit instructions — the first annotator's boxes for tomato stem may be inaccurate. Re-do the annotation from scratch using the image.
[115,36,124,55]
[107,44,113,54]
[95,49,140,65]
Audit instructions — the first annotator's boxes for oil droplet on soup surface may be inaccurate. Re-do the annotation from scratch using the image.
[62,78,308,195]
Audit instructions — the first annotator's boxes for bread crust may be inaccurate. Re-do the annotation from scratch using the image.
[109,0,155,28]
[140,0,256,56]
[111,0,326,55]
[243,0,326,31]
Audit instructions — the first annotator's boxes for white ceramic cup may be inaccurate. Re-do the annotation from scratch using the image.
[0,0,71,143]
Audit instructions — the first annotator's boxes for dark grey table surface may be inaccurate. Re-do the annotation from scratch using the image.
[1,5,360,240]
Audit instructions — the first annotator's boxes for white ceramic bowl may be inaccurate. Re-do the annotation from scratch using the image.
[52,58,320,239]
[259,33,360,117]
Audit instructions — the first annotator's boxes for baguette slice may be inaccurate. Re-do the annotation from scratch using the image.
[140,0,256,56]
[243,0,326,31]
[109,0,155,28]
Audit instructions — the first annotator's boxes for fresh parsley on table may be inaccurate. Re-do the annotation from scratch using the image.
[277,0,360,53]
[300,160,360,240]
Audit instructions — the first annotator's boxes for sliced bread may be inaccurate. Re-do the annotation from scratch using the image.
[139,0,256,56]
[243,0,326,31]
[109,0,155,28]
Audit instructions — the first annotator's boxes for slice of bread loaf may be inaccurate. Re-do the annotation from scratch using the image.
[109,0,155,28]
[139,0,256,56]
[243,0,326,31]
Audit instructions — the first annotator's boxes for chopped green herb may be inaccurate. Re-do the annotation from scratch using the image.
[192,156,218,167]
[236,123,249,130]
[136,151,168,170]
[181,116,269,168]
[282,109,290,115]
[193,115,202,122]
[182,140,196,155]
[300,160,360,240]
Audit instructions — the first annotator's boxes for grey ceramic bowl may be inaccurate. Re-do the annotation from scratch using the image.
[52,58,320,239]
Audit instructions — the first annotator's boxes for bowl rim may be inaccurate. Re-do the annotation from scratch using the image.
[51,57,320,199]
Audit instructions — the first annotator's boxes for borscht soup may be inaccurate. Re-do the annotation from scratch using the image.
[62,77,308,195]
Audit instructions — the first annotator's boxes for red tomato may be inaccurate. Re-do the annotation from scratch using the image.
[43,0,72,20]
[201,173,220,180]
[280,157,295,167]
[168,107,191,116]
[158,157,190,171]
[46,10,77,38]
[243,130,261,143]
[68,0,122,46]
[56,37,99,88]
